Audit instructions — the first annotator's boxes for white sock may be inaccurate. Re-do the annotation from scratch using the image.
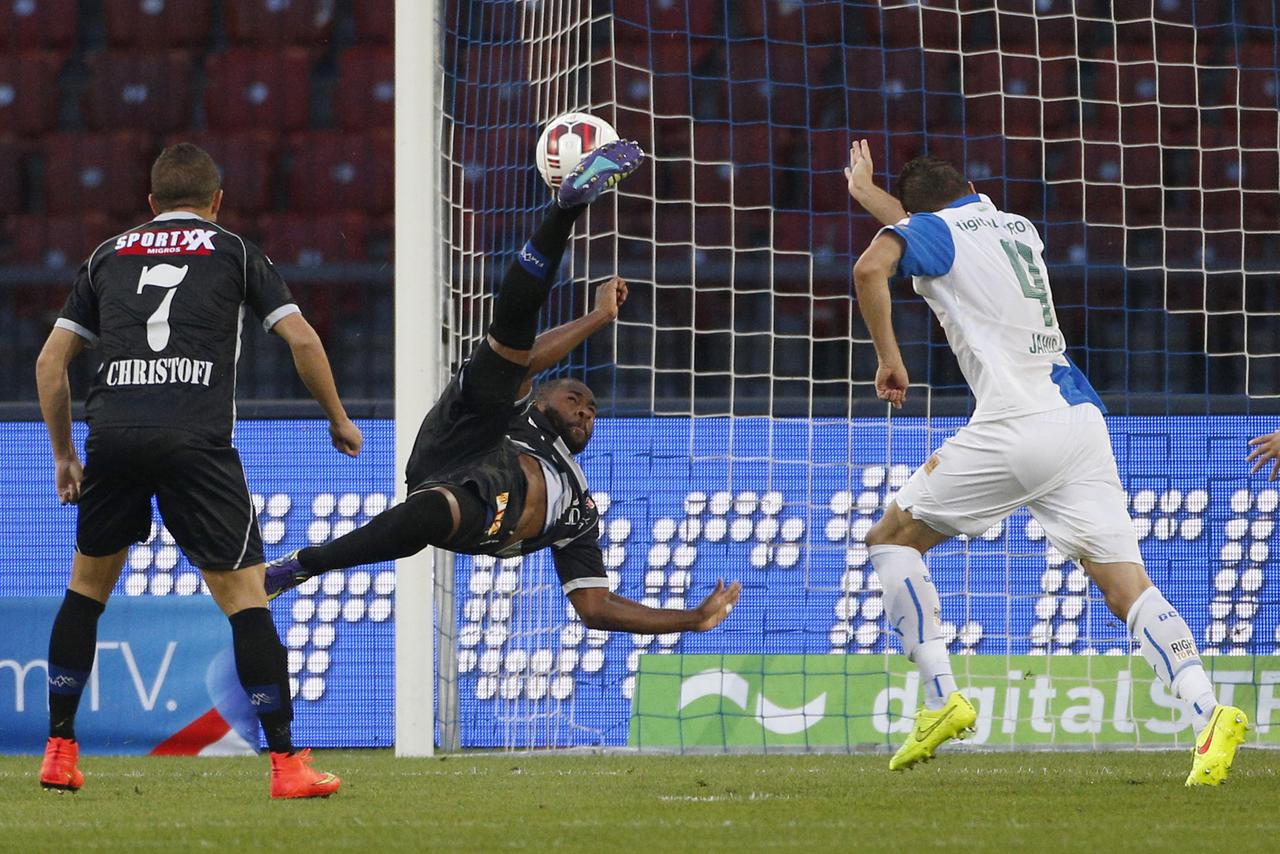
[1127,586,1217,729]
[870,544,957,710]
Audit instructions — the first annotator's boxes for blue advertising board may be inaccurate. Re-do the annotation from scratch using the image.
[2,416,1277,749]
[0,597,257,754]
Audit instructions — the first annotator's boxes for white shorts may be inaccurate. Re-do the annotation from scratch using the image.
[892,403,1143,565]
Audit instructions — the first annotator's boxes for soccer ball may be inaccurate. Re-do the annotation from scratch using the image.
[535,112,619,189]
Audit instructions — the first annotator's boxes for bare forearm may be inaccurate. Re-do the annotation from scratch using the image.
[291,341,349,423]
[36,364,76,461]
[527,310,612,376]
[579,591,701,633]
[854,273,903,365]
[852,184,908,226]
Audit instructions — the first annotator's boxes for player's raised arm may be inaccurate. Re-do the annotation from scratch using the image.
[271,312,363,457]
[35,327,87,504]
[853,232,909,409]
[568,579,741,633]
[845,139,908,226]
[514,275,628,400]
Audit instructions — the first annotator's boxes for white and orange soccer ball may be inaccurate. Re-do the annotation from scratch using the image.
[535,111,619,189]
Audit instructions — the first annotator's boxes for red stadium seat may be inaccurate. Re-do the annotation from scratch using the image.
[772,211,811,254]
[42,133,152,218]
[353,0,393,43]
[334,46,394,130]
[6,213,118,267]
[205,48,313,132]
[613,0,718,36]
[287,130,393,215]
[767,42,808,86]
[254,212,370,265]
[729,41,767,82]
[0,140,22,215]
[103,0,212,48]
[730,123,772,165]
[166,130,278,214]
[83,51,196,133]
[0,0,75,51]
[0,51,64,137]
[225,0,335,46]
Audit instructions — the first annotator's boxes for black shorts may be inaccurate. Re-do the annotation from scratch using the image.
[405,340,528,489]
[76,427,264,570]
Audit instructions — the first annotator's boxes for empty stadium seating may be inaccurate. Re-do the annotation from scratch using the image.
[103,0,213,48]
[0,0,76,51]
[0,52,65,137]
[42,132,153,218]
[84,51,196,134]
[205,47,314,133]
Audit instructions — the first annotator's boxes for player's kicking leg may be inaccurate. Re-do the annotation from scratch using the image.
[264,140,644,598]
[866,504,976,771]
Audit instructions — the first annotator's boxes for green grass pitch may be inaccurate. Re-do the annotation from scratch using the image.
[2,751,1277,851]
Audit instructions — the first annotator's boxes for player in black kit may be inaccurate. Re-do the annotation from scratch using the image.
[265,140,742,635]
[34,143,358,798]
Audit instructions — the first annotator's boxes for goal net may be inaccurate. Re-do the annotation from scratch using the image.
[434,0,1280,750]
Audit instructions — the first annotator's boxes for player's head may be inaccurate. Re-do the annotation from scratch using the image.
[149,143,223,219]
[896,156,972,213]
[534,378,596,454]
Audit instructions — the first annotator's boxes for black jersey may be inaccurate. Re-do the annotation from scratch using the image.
[56,211,298,441]
[408,364,607,594]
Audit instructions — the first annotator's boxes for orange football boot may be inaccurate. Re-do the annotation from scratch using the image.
[269,748,341,799]
[39,737,84,792]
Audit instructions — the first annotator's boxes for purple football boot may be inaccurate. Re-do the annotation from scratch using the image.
[264,550,311,601]
[556,139,645,208]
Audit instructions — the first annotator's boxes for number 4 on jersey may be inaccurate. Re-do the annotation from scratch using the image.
[999,239,1055,328]
[136,264,189,352]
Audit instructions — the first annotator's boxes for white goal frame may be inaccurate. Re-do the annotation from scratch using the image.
[393,0,443,757]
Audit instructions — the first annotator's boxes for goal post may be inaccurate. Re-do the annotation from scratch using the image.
[394,0,442,758]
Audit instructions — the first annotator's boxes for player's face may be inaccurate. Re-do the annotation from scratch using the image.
[541,382,597,453]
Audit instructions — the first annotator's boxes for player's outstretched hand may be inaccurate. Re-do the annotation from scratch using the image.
[1247,430,1280,480]
[876,361,909,410]
[845,138,876,200]
[594,276,628,321]
[692,578,742,632]
[330,418,363,457]
[55,456,83,504]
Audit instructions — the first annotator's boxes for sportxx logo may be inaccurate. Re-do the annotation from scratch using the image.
[248,692,275,706]
[116,228,217,257]
[678,668,826,735]
[48,675,80,689]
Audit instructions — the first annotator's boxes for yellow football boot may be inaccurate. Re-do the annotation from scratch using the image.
[889,691,977,771]
[1185,705,1248,786]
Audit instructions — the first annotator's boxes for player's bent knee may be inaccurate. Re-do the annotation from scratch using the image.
[201,564,269,615]
[1082,559,1151,618]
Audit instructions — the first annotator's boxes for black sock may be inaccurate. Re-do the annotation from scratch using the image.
[229,608,294,754]
[487,204,587,350]
[48,590,106,741]
[298,488,460,573]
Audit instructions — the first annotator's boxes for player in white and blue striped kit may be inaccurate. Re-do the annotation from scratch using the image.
[845,141,1246,785]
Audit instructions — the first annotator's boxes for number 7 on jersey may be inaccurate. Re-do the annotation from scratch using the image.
[136,264,190,352]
